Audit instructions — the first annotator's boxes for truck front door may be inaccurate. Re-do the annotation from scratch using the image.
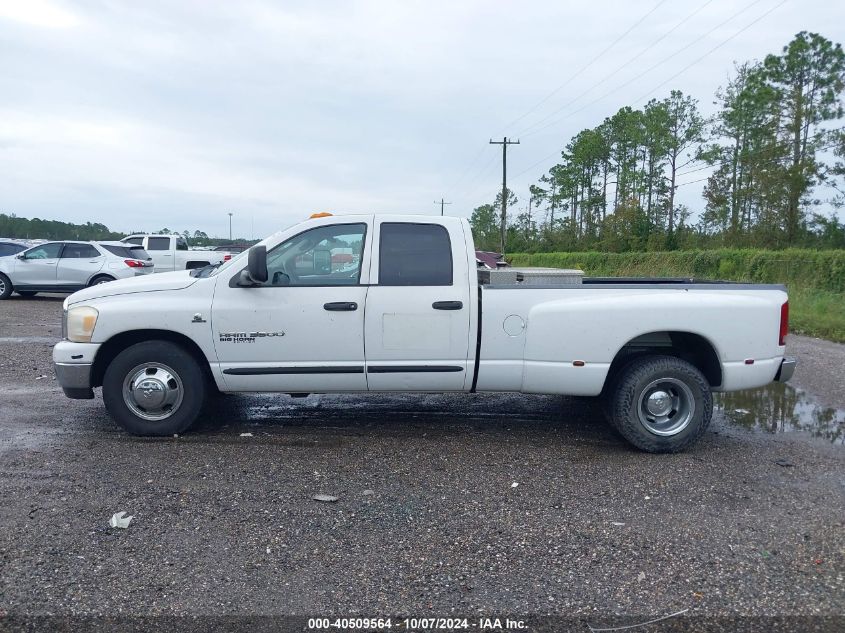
[212,221,371,392]
[145,236,175,272]
[364,221,471,391]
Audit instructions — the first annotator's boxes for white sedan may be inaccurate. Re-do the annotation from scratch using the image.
[0,240,153,299]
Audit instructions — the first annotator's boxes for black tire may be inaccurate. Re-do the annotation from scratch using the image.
[16,290,37,297]
[102,341,206,436]
[606,355,712,453]
[0,273,12,300]
[89,275,115,286]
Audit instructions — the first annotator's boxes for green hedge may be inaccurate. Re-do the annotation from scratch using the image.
[507,249,845,293]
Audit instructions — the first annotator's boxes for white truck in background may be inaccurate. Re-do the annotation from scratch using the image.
[121,234,227,272]
[54,214,795,453]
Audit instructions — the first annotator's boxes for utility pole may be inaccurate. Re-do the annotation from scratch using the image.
[489,137,519,255]
[228,212,233,241]
[434,198,452,216]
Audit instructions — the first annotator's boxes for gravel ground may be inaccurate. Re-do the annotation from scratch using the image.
[0,295,842,626]
[784,335,845,410]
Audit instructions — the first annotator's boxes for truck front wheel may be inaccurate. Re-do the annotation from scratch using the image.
[103,341,206,435]
[607,355,712,453]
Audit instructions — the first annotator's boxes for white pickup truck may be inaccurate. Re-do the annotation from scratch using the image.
[53,214,795,452]
[121,234,227,272]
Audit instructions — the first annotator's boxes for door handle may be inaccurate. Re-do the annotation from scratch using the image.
[432,301,463,310]
[324,301,358,311]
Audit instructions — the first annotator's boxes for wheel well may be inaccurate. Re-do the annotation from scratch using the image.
[91,329,213,388]
[89,274,115,285]
[605,331,722,390]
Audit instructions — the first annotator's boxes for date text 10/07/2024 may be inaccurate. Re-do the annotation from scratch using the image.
[307,618,528,631]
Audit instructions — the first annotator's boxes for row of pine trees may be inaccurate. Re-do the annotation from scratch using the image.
[471,32,845,253]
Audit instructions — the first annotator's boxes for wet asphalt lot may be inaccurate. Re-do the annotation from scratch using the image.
[0,295,843,623]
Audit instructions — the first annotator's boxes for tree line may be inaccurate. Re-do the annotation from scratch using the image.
[0,214,249,247]
[471,32,845,253]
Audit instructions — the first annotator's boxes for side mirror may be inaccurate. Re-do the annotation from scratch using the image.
[16,253,25,260]
[247,245,268,283]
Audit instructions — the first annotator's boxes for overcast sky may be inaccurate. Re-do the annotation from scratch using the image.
[1,0,843,238]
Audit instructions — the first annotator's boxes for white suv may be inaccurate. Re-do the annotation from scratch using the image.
[0,241,153,299]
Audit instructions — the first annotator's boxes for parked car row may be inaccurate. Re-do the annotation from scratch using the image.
[0,240,153,299]
[120,234,229,272]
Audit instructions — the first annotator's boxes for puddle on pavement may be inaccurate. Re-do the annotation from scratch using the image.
[715,382,845,445]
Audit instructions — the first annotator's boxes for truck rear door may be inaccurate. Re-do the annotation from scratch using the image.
[364,220,471,391]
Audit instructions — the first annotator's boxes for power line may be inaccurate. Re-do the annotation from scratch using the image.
[520,0,769,140]
[448,145,488,192]
[517,0,717,138]
[448,2,670,203]
[674,138,843,182]
[457,151,500,200]
[630,0,788,105]
[504,0,783,186]
[499,0,669,134]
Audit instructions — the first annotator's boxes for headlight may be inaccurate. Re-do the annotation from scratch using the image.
[66,306,99,343]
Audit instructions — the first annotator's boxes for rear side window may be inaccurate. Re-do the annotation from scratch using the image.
[0,243,25,256]
[147,237,170,251]
[378,223,452,286]
[102,245,152,260]
[176,238,189,251]
[61,244,101,259]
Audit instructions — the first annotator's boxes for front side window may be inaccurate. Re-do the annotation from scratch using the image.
[147,237,170,251]
[378,223,452,286]
[262,223,366,287]
[124,237,143,245]
[61,244,100,259]
[24,243,63,260]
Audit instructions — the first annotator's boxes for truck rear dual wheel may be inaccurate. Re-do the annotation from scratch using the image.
[103,341,206,436]
[606,355,712,453]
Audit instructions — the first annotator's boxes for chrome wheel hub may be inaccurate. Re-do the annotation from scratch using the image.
[637,378,695,436]
[122,363,184,421]
[646,390,672,417]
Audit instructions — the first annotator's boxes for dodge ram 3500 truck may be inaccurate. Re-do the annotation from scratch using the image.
[53,214,796,452]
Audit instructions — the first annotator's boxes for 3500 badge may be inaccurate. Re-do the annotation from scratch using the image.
[219,331,285,343]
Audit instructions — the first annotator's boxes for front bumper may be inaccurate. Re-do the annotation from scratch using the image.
[55,363,95,399]
[775,356,797,383]
[53,340,100,399]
